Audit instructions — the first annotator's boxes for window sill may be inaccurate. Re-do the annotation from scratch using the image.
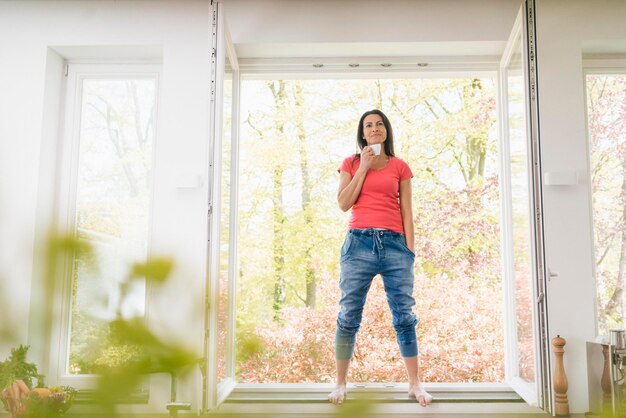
[214,383,545,416]
[227,383,523,403]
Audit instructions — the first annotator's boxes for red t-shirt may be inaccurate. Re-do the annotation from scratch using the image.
[338,155,413,234]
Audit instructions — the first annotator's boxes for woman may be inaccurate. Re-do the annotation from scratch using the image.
[328,109,432,407]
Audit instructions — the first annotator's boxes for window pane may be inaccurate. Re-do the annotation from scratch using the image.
[587,74,626,336]
[506,34,536,384]
[236,78,504,383]
[217,60,234,383]
[68,78,156,374]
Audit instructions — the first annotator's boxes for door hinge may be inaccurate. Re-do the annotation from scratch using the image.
[210,47,216,101]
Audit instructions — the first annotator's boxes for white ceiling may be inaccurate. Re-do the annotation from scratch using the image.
[235,41,507,59]
[225,0,521,60]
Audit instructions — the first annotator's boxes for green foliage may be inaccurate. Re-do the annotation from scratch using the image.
[23,386,77,418]
[76,256,199,415]
[105,318,197,374]
[93,317,198,416]
[128,257,173,284]
[0,346,79,417]
[33,233,198,415]
[208,398,375,418]
[235,321,265,365]
[68,311,108,374]
[0,345,44,390]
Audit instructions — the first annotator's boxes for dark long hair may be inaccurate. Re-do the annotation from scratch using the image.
[355,109,395,158]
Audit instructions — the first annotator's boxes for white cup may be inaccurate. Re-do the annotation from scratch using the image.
[370,143,381,155]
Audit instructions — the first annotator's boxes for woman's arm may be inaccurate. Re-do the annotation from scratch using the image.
[399,178,414,253]
[337,150,375,212]
[337,169,366,212]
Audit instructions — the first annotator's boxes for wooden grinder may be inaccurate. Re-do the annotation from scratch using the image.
[552,335,570,416]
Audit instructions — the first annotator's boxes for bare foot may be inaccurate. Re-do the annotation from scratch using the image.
[408,383,432,407]
[328,384,347,405]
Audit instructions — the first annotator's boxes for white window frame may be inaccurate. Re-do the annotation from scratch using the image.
[48,62,161,390]
[203,14,511,412]
[205,1,242,411]
[215,51,544,409]
[208,1,549,413]
[497,5,546,407]
[204,4,522,409]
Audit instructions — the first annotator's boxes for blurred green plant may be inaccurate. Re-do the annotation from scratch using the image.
[0,345,44,391]
[87,254,198,416]
[40,234,198,416]
[0,345,78,418]
[207,398,375,418]
[23,386,77,418]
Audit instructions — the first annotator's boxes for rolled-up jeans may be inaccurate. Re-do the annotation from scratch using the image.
[335,228,418,360]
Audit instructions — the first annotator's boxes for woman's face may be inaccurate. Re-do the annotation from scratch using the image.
[362,114,387,145]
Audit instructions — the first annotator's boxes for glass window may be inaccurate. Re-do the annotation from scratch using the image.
[506,35,536,384]
[67,76,158,375]
[587,73,626,336]
[217,57,234,383]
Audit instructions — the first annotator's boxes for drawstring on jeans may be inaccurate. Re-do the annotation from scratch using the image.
[372,230,384,253]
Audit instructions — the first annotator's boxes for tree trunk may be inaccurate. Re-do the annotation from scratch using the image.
[268,81,288,321]
[375,80,383,110]
[92,94,143,197]
[464,79,487,186]
[466,135,487,184]
[293,81,316,308]
[272,165,286,321]
[104,103,140,197]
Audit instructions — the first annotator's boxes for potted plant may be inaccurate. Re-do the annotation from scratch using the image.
[0,345,76,418]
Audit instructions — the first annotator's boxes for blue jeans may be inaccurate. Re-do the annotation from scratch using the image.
[335,228,418,360]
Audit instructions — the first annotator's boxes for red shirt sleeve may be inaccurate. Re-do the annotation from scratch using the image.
[398,158,413,181]
[338,156,357,174]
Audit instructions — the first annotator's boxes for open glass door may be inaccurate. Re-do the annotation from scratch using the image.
[499,1,551,411]
[205,0,240,411]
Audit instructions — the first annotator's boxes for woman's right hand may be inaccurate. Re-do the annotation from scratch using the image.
[359,146,376,171]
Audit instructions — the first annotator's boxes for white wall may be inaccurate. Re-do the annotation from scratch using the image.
[0,0,211,412]
[536,0,626,413]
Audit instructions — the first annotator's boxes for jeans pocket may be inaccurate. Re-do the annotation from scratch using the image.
[340,234,353,258]
[397,236,416,258]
